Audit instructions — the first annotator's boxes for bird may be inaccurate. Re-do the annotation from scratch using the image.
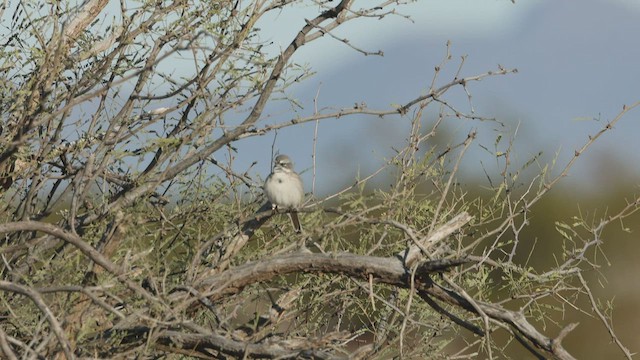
[264,154,304,232]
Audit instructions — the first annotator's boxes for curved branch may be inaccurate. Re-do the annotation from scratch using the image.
[0,281,73,359]
[0,221,118,274]
[0,326,18,360]
[0,221,163,309]
[189,249,575,359]
[195,252,409,299]
[416,281,576,360]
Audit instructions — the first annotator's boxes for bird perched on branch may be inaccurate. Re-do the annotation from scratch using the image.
[264,154,304,232]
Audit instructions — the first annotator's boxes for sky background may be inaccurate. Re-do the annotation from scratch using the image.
[2,0,637,192]
[233,0,640,197]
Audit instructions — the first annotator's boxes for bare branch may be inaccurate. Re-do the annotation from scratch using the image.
[0,281,73,359]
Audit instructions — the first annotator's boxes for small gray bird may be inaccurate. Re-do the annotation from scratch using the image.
[264,154,304,232]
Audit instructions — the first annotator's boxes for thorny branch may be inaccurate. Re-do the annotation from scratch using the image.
[0,0,636,359]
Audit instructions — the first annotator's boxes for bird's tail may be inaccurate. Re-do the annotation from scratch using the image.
[289,212,302,233]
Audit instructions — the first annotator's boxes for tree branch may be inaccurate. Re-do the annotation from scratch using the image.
[0,221,164,310]
[0,281,73,359]
[184,248,575,359]
[98,0,357,220]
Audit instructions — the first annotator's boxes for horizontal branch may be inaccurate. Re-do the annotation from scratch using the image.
[236,68,516,140]
[91,325,345,359]
[156,329,342,359]
[189,248,575,359]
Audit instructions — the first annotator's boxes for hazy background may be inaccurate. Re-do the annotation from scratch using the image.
[238,0,640,192]
[239,0,640,358]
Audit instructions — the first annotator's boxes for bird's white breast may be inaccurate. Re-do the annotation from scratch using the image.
[264,171,304,208]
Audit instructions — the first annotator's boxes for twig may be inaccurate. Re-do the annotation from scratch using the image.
[577,273,632,359]
[0,281,73,359]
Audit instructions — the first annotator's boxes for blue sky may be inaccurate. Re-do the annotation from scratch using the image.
[5,0,637,194]
[243,0,640,195]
